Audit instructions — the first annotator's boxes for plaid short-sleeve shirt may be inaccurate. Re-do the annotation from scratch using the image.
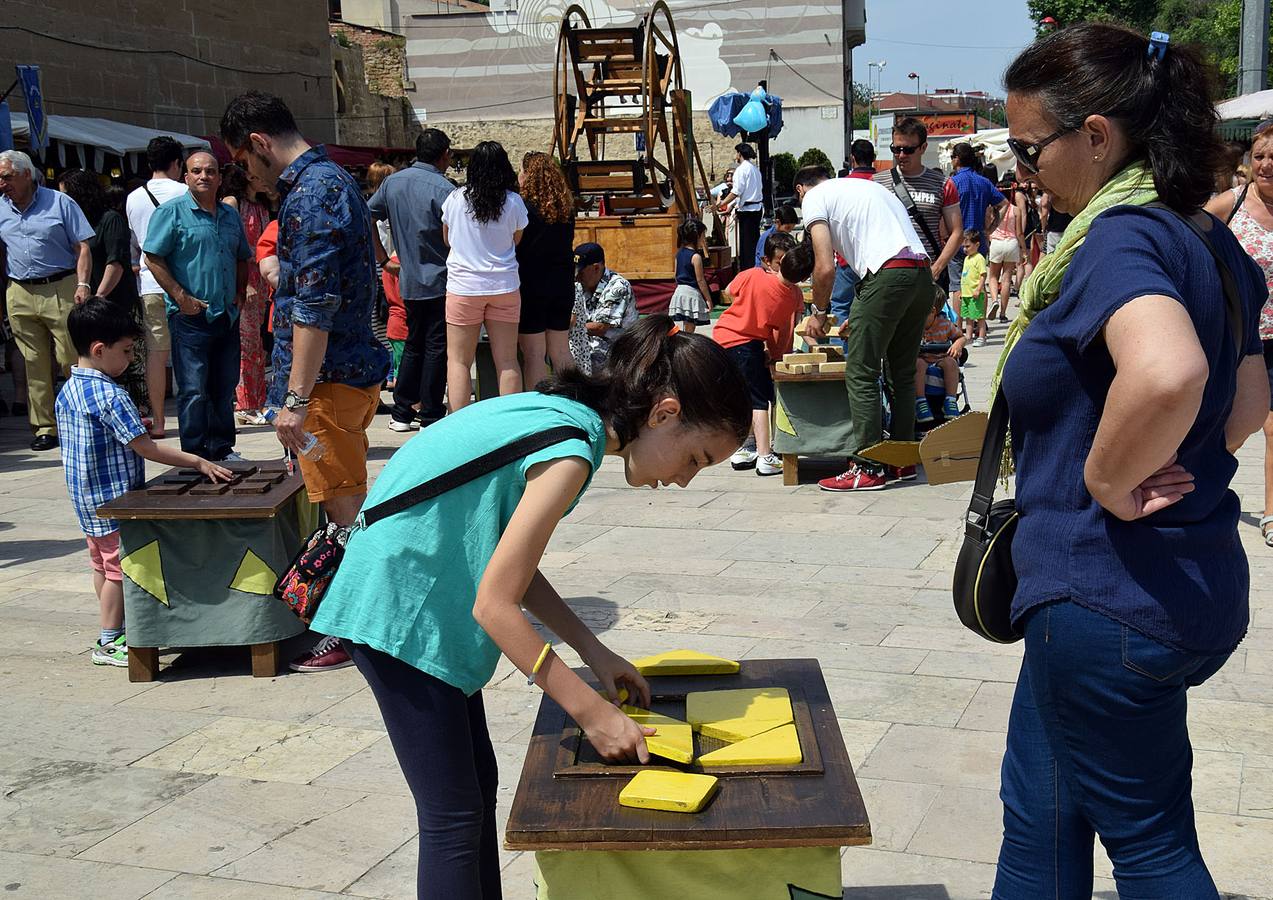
[56,367,147,536]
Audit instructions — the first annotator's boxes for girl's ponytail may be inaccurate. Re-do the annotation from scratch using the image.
[540,315,750,447]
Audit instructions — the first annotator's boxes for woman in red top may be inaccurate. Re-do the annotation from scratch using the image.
[712,231,813,476]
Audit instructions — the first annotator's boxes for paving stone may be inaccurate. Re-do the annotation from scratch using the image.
[840,847,997,899]
[117,664,366,722]
[823,670,981,728]
[839,718,894,769]
[76,777,366,874]
[571,524,753,559]
[906,785,1003,864]
[722,531,938,568]
[743,640,928,676]
[955,682,1015,733]
[342,836,417,899]
[142,874,347,899]
[0,850,175,899]
[914,650,1023,684]
[132,716,383,784]
[310,736,409,798]
[855,778,942,851]
[857,724,1006,790]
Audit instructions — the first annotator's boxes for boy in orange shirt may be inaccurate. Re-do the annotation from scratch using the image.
[712,232,813,475]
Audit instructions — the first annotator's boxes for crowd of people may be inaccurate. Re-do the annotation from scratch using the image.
[4,18,1273,898]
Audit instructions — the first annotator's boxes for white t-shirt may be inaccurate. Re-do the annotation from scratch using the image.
[799,177,927,277]
[732,160,763,212]
[441,188,529,296]
[126,177,190,295]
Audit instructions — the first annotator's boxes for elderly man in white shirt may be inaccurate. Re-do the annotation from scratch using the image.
[716,143,764,271]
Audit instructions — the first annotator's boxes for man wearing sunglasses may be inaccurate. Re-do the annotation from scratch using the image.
[873,117,963,293]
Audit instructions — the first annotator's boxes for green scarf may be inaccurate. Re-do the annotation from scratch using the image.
[990,161,1159,398]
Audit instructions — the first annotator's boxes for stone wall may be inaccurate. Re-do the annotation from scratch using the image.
[330,24,421,148]
[0,0,337,144]
[437,113,748,186]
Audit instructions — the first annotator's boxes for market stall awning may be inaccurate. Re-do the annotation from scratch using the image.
[9,112,209,172]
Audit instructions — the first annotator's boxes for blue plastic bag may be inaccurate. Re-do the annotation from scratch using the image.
[732,87,769,134]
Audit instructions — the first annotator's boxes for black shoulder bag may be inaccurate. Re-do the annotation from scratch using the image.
[952,204,1246,644]
[890,168,948,290]
[275,425,589,623]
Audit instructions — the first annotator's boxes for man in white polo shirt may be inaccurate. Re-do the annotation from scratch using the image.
[794,164,935,493]
[716,143,764,271]
[126,136,189,438]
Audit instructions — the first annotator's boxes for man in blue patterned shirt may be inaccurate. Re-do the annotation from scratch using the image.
[56,299,230,667]
[221,91,389,673]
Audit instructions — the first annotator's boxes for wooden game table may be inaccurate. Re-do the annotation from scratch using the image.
[96,461,317,683]
[506,658,871,899]
[771,369,857,486]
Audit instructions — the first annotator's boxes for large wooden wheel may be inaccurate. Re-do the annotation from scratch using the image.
[552,1,708,215]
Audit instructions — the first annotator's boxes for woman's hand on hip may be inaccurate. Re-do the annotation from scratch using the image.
[1101,454,1195,521]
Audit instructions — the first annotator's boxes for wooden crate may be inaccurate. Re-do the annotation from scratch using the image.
[575,213,681,281]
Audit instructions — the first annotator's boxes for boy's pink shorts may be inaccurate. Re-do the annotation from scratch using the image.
[86,532,123,582]
[446,290,521,326]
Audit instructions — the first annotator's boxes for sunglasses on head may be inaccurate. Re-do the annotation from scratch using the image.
[890,144,921,155]
[1006,128,1074,174]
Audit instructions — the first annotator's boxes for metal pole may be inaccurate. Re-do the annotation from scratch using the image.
[1239,0,1271,95]
[842,0,854,164]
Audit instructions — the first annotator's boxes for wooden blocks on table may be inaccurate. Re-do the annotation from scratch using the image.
[619,770,720,813]
[776,349,846,376]
[698,723,803,767]
[633,649,740,676]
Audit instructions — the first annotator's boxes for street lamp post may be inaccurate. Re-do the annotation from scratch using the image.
[908,71,920,112]
[867,60,886,131]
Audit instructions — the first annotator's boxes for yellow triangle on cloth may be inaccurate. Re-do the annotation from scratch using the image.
[120,540,168,607]
[229,549,277,596]
[622,706,694,764]
[697,723,802,767]
[632,650,740,676]
[686,687,793,728]
[774,398,796,436]
[619,769,719,813]
[698,717,790,743]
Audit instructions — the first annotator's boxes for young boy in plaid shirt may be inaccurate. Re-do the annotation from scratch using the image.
[57,299,232,667]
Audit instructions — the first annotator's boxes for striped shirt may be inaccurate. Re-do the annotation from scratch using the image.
[873,166,959,260]
[56,367,147,536]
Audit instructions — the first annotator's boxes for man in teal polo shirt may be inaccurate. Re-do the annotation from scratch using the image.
[143,151,250,461]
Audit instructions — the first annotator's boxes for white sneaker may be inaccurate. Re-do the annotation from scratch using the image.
[972,337,986,348]
[388,419,419,433]
[221,451,246,462]
[756,452,783,476]
[730,446,758,470]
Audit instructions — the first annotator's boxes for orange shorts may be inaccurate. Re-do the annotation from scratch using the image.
[86,532,123,582]
[298,382,381,502]
[446,290,521,326]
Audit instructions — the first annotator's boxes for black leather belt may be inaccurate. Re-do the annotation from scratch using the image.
[12,269,75,286]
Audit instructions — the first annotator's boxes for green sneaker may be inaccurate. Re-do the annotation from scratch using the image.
[91,634,128,668]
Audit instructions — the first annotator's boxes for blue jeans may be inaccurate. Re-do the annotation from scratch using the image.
[347,642,501,900]
[995,600,1231,900]
[168,311,240,460]
[830,264,859,352]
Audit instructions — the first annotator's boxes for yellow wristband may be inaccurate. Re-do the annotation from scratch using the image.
[528,642,553,685]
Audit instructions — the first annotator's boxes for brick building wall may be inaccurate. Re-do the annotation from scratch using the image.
[329,21,421,148]
[0,0,337,143]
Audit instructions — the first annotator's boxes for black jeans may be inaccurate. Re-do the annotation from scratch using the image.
[347,642,502,900]
[737,210,763,273]
[392,297,447,427]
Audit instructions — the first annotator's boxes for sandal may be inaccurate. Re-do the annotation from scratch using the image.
[1261,515,1273,548]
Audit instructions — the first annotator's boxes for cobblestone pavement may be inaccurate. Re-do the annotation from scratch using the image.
[2,324,1271,899]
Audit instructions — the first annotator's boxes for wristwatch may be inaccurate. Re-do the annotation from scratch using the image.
[810,306,829,318]
[283,390,310,410]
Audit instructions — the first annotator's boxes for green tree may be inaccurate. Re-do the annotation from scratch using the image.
[1025,0,1268,96]
[798,148,835,173]
[772,152,798,195]
[851,81,872,131]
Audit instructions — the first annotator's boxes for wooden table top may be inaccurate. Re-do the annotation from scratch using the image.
[97,461,307,521]
[773,370,847,383]
[504,658,871,851]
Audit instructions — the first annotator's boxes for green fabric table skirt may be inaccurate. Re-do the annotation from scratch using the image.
[118,493,317,648]
[533,846,842,899]
[771,378,856,457]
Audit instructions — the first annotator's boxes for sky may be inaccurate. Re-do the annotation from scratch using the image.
[852,0,1040,99]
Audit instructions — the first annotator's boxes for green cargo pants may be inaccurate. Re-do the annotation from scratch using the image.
[842,265,936,467]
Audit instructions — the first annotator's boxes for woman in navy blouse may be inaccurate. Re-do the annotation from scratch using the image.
[991,24,1270,898]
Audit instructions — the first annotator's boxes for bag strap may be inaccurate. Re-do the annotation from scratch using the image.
[1226,183,1250,226]
[964,389,1011,539]
[357,425,590,530]
[1145,202,1244,353]
[143,185,161,208]
[890,168,943,258]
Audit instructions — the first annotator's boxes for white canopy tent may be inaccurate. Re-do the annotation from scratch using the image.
[7,112,209,174]
[932,128,1013,177]
[1217,89,1273,122]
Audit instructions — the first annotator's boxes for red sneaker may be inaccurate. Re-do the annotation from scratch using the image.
[818,465,888,492]
[289,635,354,673]
[889,465,918,482]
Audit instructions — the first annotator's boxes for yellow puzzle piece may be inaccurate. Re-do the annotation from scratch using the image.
[685,687,793,729]
[622,706,694,764]
[698,717,791,743]
[696,723,803,767]
[632,650,741,676]
[619,770,719,813]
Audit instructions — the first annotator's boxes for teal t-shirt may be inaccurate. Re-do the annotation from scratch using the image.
[310,392,607,695]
